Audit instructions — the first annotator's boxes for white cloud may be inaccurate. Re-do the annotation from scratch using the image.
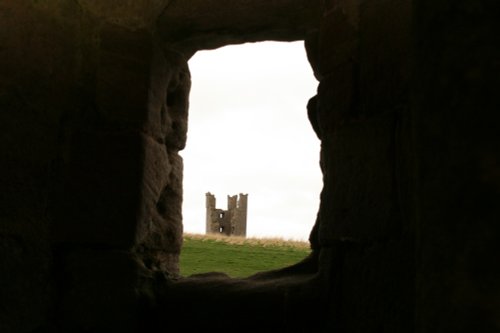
[181,41,322,241]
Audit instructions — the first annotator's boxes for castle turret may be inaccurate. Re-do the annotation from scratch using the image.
[232,194,248,237]
[205,193,248,237]
[205,192,216,234]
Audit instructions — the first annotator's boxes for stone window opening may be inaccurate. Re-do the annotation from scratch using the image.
[182,41,321,245]
[179,41,321,279]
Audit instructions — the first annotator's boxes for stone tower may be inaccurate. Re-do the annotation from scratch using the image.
[205,192,248,237]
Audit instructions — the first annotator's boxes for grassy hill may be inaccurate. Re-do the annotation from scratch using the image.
[180,233,311,278]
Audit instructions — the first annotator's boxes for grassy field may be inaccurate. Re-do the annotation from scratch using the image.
[180,233,311,278]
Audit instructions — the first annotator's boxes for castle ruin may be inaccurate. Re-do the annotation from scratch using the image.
[206,192,248,237]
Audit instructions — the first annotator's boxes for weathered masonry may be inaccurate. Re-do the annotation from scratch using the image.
[206,192,248,237]
[1,1,497,332]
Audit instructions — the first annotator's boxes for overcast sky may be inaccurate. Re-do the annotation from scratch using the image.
[180,41,322,241]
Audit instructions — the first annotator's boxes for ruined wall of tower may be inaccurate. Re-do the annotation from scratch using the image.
[232,194,248,237]
[205,192,216,234]
[227,195,237,210]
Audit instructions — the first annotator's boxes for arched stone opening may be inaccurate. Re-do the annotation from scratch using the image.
[50,1,326,330]
[152,0,323,271]
[183,41,321,240]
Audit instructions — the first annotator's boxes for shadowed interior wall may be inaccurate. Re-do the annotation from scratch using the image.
[306,1,415,330]
[413,1,499,330]
[0,0,498,332]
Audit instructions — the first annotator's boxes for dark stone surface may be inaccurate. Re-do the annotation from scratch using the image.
[413,0,500,331]
[157,0,321,53]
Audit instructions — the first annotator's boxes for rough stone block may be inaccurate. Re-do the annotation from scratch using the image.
[77,0,171,29]
[96,24,152,127]
[324,239,414,332]
[57,249,144,331]
[145,49,170,141]
[54,130,143,248]
[134,136,183,273]
[157,0,320,52]
[163,54,190,151]
[358,0,412,114]
[319,114,400,244]
[0,233,51,333]
[318,8,359,77]
[316,64,358,135]
[305,31,321,80]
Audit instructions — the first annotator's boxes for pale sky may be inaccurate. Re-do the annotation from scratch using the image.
[180,41,322,241]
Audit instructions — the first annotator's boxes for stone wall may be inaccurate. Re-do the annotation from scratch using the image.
[0,0,497,332]
[0,1,187,331]
[413,1,499,330]
[306,0,416,330]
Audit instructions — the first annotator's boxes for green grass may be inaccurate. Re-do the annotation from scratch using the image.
[180,233,311,278]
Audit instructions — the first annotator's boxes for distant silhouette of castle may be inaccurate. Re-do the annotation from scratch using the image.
[205,192,248,237]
